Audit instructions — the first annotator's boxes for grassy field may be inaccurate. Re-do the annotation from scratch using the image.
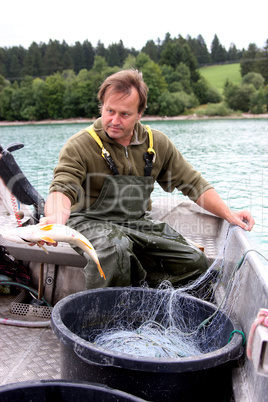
[199,63,241,93]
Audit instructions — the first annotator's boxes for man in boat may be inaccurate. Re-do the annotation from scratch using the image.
[41,69,255,289]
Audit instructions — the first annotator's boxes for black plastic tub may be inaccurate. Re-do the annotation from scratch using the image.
[51,288,244,402]
[0,380,144,401]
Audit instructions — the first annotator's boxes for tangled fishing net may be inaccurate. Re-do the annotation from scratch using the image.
[91,225,248,359]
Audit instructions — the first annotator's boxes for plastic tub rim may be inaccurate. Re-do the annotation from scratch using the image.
[51,287,243,373]
[0,379,145,401]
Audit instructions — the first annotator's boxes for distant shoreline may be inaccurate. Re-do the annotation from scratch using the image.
[0,113,267,126]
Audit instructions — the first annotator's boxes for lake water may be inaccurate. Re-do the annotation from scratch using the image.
[1,119,267,265]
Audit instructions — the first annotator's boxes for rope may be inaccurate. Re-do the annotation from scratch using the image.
[10,194,22,227]
[228,330,246,345]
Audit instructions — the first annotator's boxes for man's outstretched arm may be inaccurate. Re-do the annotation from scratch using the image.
[196,188,255,231]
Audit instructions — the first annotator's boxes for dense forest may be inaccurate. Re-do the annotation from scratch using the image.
[0,33,267,120]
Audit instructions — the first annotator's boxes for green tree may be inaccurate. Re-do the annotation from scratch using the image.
[158,91,185,116]
[158,90,199,116]
[224,80,256,111]
[71,41,84,73]
[257,39,268,84]
[60,41,74,71]
[135,53,151,70]
[227,43,241,62]
[0,74,9,93]
[82,40,95,70]
[95,41,107,58]
[0,48,7,76]
[187,35,211,65]
[142,40,160,63]
[242,72,265,90]
[196,103,232,117]
[160,38,185,69]
[240,43,259,77]
[192,76,210,104]
[74,69,95,117]
[136,53,167,115]
[159,32,173,57]
[250,88,267,114]
[240,41,268,84]
[123,54,136,70]
[106,40,128,67]
[161,63,192,94]
[206,87,222,103]
[43,40,62,75]
[160,65,175,86]
[211,35,227,63]
[6,46,26,79]
[0,86,15,120]
[174,63,192,93]
[160,37,200,83]
[44,72,66,118]
[86,56,119,116]
[61,69,79,118]
[21,42,42,77]
[265,85,268,106]
[16,76,35,120]
[91,55,109,73]
[106,43,121,67]
[31,78,48,120]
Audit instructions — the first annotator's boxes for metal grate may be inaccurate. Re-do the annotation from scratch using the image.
[10,290,52,319]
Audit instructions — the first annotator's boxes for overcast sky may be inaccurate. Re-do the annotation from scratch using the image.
[1,0,267,52]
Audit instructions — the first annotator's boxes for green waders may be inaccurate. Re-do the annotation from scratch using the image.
[68,173,209,289]
[67,125,209,289]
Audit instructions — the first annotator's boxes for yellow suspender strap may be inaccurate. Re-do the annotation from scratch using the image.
[145,125,156,162]
[86,124,156,162]
[85,125,119,174]
[86,125,110,159]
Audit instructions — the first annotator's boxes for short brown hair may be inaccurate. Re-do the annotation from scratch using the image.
[98,69,148,114]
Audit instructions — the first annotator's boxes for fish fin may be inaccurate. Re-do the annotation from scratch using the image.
[40,236,57,244]
[40,224,54,231]
[37,242,49,254]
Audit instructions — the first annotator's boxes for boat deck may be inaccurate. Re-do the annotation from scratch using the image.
[0,198,225,389]
[0,296,60,386]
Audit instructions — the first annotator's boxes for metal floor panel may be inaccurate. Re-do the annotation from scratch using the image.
[0,295,60,386]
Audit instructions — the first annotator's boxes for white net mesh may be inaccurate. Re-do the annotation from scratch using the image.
[91,225,246,358]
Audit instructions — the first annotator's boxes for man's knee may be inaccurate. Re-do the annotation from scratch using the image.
[84,234,134,289]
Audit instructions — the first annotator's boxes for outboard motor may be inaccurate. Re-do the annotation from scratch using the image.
[0,143,45,222]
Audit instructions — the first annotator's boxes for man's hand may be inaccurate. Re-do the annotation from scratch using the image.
[28,221,58,248]
[43,192,71,225]
[227,210,255,231]
[30,191,72,248]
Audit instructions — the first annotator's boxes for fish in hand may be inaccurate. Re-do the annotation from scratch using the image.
[2,223,106,279]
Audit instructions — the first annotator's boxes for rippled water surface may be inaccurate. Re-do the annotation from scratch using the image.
[1,119,267,261]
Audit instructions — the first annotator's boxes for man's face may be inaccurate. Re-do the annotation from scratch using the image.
[101,87,142,147]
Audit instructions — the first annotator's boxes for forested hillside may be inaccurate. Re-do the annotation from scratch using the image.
[0,33,246,79]
[0,33,267,120]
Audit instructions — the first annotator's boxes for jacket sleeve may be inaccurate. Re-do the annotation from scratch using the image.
[49,132,88,209]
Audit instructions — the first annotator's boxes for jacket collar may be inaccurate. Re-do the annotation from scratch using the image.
[93,117,148,146]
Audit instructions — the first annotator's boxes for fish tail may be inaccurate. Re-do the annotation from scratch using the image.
[97,263,106,280]
[78,239,106,279]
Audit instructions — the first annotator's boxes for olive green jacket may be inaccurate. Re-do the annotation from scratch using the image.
[49,118,213,212]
